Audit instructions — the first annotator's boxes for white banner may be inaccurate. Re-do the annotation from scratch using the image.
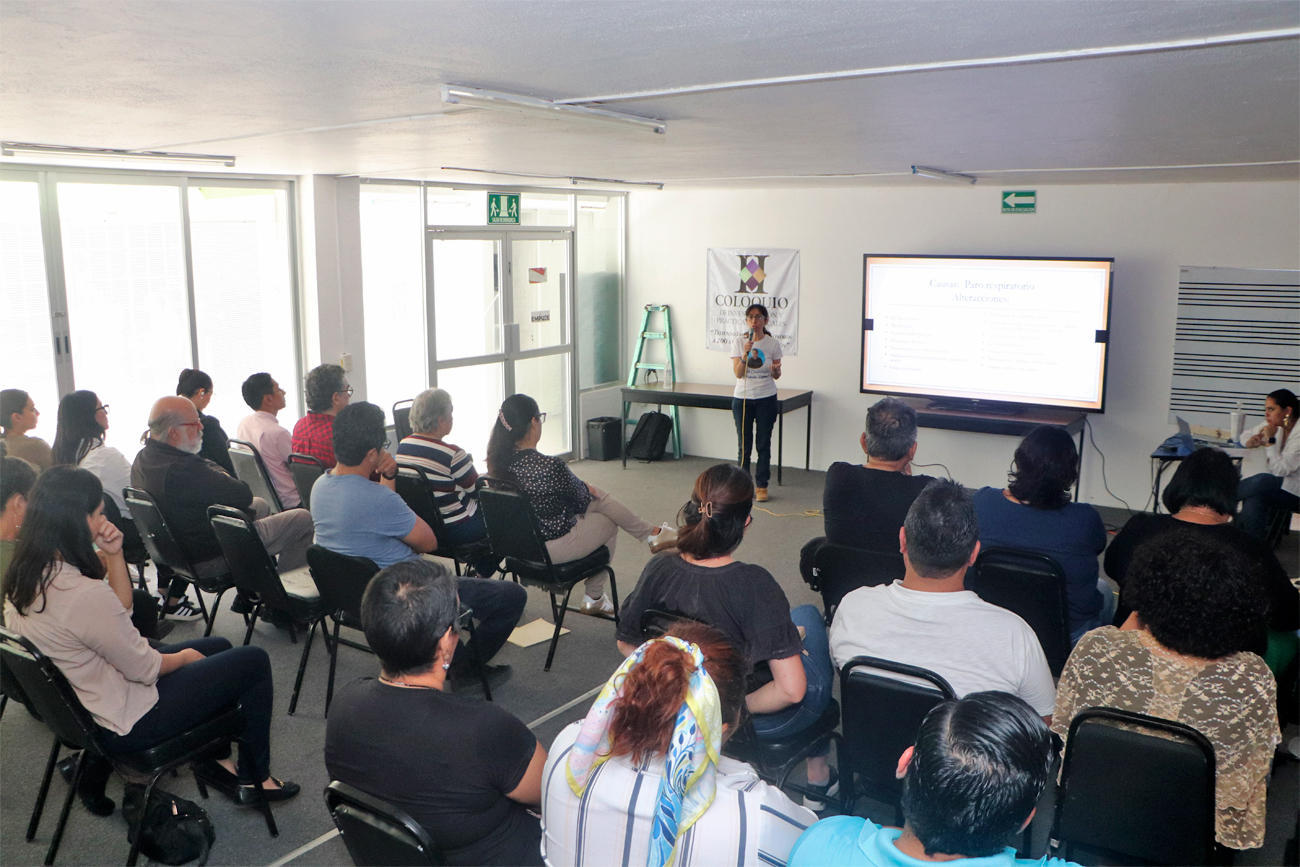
[705,248,800,354]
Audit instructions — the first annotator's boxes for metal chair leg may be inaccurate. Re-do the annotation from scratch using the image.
[126,774,163,867]
[243,604,261,646]
[27,737,61,841]
[288,619,319,715]
[45,743,83,865]
[325,617,342,716]
[0,692,8,720]
[462,617,492,702]
[545,585,578,672]
[607,567,620,624]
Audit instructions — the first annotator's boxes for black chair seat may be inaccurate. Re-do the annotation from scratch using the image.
[115,705,243,776]
[508,545,611,587]
[394,465,500,576]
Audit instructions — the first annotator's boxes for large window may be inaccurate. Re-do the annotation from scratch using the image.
[0,169,300,458]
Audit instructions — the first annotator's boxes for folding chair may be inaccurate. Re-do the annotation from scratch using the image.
[288,453,327,511]
[325,780,445,866]
[228,439,284,513]
[392,400,414,445]
[812,543,904,623]
[972,547,1071,677]
[394,464,495,576]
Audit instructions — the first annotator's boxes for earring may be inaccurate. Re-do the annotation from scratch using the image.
[442,661,451,671]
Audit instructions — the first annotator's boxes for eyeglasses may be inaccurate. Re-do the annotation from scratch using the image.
[179,420,202,429]
[537,413,547,424]
[95,404,109,414]
[339,385,354,396]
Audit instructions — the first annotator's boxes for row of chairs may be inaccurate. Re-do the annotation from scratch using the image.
[810,541,1073,676]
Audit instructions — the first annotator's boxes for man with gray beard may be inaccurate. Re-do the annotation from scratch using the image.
[132,396,313,619]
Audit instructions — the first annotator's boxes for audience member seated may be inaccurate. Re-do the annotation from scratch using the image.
[3,468,299,817]
[486,393,673,618]
[972,426,1110,644]
[290,363,350,470]
[132,396,313,621]
[788,692,1077,867]
[1053,530,1279,852]
[177,368,234,474]
[1105,447,1298,665]
[1236,387,1299,539]
[618,463,837,807]
[236,372,301,508]
[311,401,524,684]
[0,455,38,594]
[325,559,545,866]
[830,480,1055,721]
[1,388,52,471]
[543,622,816,866]
[395,387,498,577]
[52,390,133,521]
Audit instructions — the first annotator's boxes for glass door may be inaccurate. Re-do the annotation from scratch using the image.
[427,230,574,464]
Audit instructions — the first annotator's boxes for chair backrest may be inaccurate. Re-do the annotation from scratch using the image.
[839,655,956,806]
[325,780,445,866]
[392,400,414,445]
[228,439,284,513]
[208,505,291,609]
[1053,707,1216,865]
[475,477,552,569]
[124,487,198,580]
[0,626,100,753]
[972,547,1071,677]
[394,465,448,535]
[101,492,149,567]
[288,453,326,511]
[307,546,379,624]
[638,607,697,640]
[814,544,905,619]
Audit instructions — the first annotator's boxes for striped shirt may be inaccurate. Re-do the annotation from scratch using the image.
[542,721,816,867]
[395,434,480,524]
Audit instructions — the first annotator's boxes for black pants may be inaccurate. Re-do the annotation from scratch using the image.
[82,637,275,795]
[732,394,778,488]
[452,577,527,668]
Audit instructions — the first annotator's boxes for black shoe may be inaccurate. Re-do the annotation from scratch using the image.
[192,758,242,802]
[237,777,301,805]
[451,662,513,694]
[56,754,80,785]
[230,592,259,615]
[80,792,115,817]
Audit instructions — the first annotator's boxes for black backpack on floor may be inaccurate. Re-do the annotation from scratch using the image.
[627,412,673,462]
[123,785,216,865]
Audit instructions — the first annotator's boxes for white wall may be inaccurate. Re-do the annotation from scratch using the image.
[626,181,1299,508]
[299,175,366,396]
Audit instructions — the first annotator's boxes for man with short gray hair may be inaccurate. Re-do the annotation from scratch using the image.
[132,395,314,620]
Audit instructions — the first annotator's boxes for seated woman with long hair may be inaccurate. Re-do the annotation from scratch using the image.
[176,368,235,474]
[1105,447,1298,669]
[1053,529,1279,852]
[972,425,1110,643]
[1,467,299,816]
[616,463,837,808]
[542,622,816,867]
[52,389,132,520]
[485,393,673,617]
[1236,387,1299,539]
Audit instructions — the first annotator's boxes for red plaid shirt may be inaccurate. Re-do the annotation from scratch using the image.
[291,412,336,469]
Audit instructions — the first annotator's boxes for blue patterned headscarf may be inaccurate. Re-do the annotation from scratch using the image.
[566,637,723,867]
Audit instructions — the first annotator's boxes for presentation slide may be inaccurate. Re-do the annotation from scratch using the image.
[862,255,1113,411]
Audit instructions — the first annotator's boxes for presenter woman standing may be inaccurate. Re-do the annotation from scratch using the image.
[731,304,782,502]
[1236,388,1299,539]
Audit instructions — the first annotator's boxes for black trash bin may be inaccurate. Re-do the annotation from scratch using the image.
[586,417,622,461]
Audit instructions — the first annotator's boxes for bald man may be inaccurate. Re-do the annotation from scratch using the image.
[132,396,314,620]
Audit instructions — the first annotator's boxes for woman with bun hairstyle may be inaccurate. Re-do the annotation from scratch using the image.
[542,621,815,866]
[1236,387,1299,539]
[485,393,674,618]
[176,368,234,474]
[617,463,837,808]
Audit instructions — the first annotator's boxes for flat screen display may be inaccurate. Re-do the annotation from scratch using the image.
[861,255,1114,411]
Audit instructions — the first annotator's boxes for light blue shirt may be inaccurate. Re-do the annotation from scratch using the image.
[310,473,420,569]
[788,817,1080,867]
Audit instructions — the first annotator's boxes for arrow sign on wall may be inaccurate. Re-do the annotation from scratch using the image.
[1002,190,1036,213]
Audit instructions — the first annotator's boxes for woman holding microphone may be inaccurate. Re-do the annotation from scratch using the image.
[731,304,782,502]
[1237,387,1299,539]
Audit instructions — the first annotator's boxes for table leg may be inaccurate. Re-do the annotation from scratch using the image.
[805,402,812,471]
[778,410,784,486]
[621,401,628,468]
[1074,427,1085,502]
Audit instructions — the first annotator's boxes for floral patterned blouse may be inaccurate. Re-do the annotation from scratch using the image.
[1052,627,1279,850]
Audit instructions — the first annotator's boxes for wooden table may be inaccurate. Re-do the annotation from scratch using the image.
[620,382,814,485]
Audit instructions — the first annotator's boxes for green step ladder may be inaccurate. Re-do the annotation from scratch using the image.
[626,304,683,459]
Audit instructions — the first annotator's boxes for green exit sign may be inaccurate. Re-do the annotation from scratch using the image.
[488,192,520,224]
[1002,190,1036,213]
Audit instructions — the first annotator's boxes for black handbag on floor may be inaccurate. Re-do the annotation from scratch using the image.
[627,411,672,461]
[123,785,216,865]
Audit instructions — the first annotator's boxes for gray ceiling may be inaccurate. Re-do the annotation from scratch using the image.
[2,1,1298,187]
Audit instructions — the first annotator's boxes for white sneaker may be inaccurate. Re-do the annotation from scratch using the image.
[648,523,678,553]
[580,594,616,618]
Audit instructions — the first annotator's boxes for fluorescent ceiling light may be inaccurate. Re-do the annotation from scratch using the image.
[2,142,236,167]
[911,165,976,184]
[441,86,666,135]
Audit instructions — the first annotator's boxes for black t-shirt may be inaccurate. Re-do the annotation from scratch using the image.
[324,678,542,866]
[822,463,934,550]
[617,553,803,667]
[1104,512,1299,638]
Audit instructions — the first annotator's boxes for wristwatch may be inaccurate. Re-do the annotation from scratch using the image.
[1268,436,1277,445]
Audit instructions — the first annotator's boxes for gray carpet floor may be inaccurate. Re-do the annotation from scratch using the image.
[2,455,1295,865]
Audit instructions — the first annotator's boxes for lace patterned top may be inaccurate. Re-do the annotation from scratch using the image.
[1052,627,1279,850]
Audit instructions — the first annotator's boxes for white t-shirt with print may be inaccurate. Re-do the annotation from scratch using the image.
[731,333,783,400]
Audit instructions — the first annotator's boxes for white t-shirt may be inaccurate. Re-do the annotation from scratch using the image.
[731,333,783,400]
[79,443,133,518]
[829,581,1056,716]
[1240,420,1300,497]
[541,721,816,867]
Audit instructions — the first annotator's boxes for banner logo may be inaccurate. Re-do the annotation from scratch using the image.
[738,255,769,295]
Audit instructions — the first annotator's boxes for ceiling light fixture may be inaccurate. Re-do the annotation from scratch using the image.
[1,142,236,167]
[441,166,664,189]
[911,165,977,184]
[441,86,666,135]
